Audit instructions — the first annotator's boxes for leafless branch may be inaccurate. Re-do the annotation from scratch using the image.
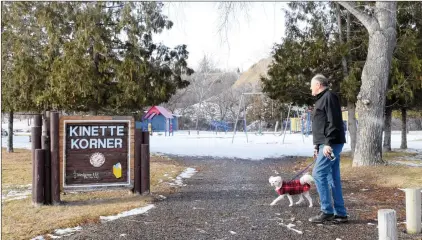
[216,2,251,52]
[337,1,377,32]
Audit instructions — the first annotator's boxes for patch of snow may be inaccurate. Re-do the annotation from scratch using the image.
[392,161,422,167]
[168,168,197,187]
[229,231,237,235]
[31,236,45,240]
[149,131,422,160]
[100,204,155,223]
[2,189,32,202]
[54,226,83,235]
[47,235,62,239]
[37,226,83,239]
[179,167,197,178]
[120,233,127,237]
[279,222,303,234]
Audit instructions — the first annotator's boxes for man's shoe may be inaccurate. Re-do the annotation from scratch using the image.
[308,211,335,223]
[333,215,348,223]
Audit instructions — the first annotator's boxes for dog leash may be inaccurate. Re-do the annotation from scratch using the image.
[289,156,316,181]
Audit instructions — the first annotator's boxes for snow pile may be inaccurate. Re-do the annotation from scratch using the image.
[168,168,197,187]
[100,204,155,223]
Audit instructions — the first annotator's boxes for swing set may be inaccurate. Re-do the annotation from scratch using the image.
[232,95,312,144]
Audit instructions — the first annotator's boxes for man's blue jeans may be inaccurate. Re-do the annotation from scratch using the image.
[312,144,347,217]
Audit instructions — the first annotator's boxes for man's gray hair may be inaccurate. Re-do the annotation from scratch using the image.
[312,74,329,87]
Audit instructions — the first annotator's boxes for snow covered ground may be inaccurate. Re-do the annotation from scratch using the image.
[2,118,422,159]
[148,130,422,159]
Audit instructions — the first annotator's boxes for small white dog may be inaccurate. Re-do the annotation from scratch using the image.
[268,173,314,207]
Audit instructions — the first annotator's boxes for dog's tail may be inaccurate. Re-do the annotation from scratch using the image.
[300,172,314,185]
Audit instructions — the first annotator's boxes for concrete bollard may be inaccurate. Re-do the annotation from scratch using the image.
[403,188,422,234]
[378,209,397,240]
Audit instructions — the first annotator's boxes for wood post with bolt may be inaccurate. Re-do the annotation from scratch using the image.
[133,130,150,195]
[134,129,142,194]
[33,149,45,206]
[42,112,51,204]
[31,115,42,205]
[50,111,60,205]
[141,143,150,194]
[378,209,398,240]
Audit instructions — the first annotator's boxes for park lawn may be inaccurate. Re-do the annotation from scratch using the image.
[339,151,422,189]
[1,148,186,240]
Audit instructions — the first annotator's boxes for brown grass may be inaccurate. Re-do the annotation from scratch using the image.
[1,148,186,240]
[340,151,422,188]
[2,149,33,188]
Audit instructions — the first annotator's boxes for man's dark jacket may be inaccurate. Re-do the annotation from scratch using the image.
[312,89,346,146]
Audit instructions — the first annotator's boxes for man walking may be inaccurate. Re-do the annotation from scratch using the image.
[308,74,348,223]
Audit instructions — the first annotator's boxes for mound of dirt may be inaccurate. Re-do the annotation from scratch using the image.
[232,57,273,90]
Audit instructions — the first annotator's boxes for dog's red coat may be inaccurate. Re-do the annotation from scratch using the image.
[276,179,311,195]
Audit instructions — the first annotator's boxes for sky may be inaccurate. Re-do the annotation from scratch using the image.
[153,2,288,72]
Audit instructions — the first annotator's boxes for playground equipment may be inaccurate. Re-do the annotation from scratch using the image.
[232,92,265,143]
[209,120,231,132]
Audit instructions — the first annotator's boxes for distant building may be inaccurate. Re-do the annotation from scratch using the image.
[136,106,178,133]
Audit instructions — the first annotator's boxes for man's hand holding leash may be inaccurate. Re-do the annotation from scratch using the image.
[313,145,319,159]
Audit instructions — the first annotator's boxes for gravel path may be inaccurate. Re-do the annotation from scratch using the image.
[65,156,379,240]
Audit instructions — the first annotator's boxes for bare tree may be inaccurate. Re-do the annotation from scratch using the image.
[190,55,223,133]
[339,2,397,166]
[210,72,239,121]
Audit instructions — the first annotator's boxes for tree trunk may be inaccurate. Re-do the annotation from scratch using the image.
[336,4,349,77]
[415,119,422,130]
[195,103,200,135]
[340,2,397,166]
[383,105,392,152]
[347,101,357,154]
[7,111,14,153]
[401,107,407,149]
[336,5,358,155]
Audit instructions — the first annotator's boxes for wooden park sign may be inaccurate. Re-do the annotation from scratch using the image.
[60,116,134,189]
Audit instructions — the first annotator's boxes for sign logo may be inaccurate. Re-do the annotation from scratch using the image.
[113,163,122,178]
[90,152,105,168]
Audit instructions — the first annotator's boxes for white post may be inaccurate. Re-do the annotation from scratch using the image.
[404,188,421,234]
[378,209,397,240]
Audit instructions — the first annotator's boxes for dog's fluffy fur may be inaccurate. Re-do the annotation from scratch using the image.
[268,173,314,207]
